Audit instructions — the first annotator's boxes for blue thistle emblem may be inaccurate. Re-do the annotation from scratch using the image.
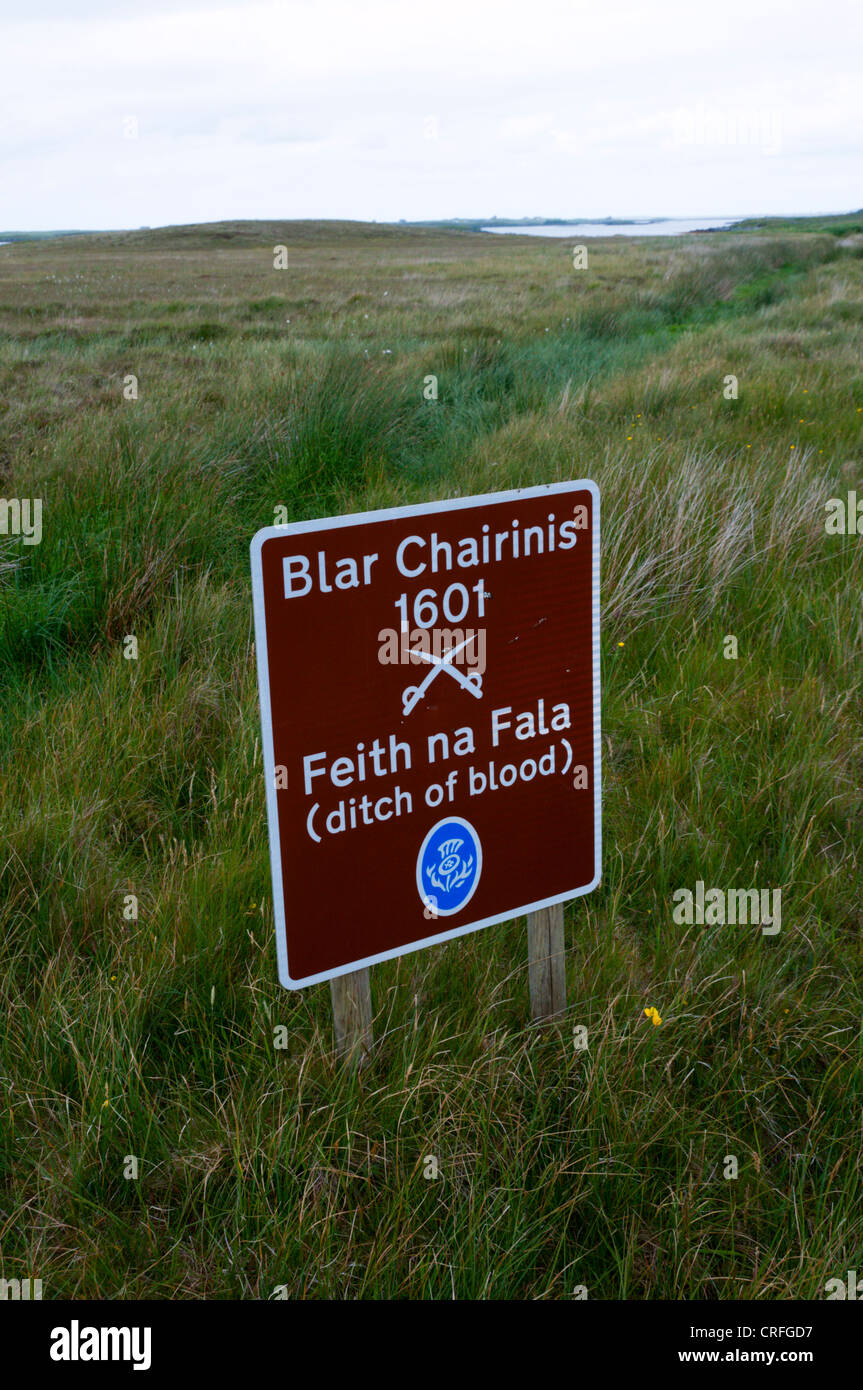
[426,837,473,896]
[416,818,482,917]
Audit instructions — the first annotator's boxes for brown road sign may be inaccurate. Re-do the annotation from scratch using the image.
[251,480,601,988]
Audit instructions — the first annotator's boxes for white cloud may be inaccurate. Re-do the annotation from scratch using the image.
[1,0,860,227]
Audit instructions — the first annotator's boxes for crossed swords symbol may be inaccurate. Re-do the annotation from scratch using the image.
[402,635,483,716]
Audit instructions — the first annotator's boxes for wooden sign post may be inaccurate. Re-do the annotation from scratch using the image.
[329,968,373,1067]
[527,904,566,1020]
[251,481,600,1057]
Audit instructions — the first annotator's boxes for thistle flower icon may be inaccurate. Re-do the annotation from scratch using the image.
[426,838,473,895]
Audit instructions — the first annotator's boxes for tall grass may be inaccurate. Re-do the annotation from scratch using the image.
[0,220,860,1298]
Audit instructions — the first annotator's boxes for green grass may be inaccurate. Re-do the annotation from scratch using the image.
[0,216,861,1299]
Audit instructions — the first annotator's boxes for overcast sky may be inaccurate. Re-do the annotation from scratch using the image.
[2,0,861,229]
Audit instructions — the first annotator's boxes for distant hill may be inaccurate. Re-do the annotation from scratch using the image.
[0,219,480,252]
[409,216,666,229]
[0,229,94,242]
[733,210,863,235]
[3,211,862,250]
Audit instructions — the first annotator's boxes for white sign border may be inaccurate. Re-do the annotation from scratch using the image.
[251,479,601,989]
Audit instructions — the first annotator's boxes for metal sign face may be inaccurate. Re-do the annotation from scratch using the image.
[251,480,600,988]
